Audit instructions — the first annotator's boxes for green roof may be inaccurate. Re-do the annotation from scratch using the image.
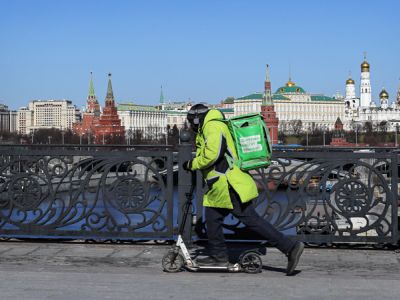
[118,103,158,111]
[272,94,290,100]
[163,110,187,115]
[223,97,235,104]
[219,108,234,113]
[310,95,335,101]
[236,93,263,100]
[236,89,336,102]
[275,85,306,94]
[236,93,292,101]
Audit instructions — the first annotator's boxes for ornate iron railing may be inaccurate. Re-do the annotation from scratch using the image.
[0,143,398,245]
[192,149,399,245]
[0,145,174,240]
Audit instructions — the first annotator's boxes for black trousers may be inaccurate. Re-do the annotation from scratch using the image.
[205,189,295,256]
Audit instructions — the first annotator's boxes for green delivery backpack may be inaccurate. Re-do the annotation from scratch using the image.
[223,113,272,171]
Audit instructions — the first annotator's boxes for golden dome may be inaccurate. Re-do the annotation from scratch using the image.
[361,60,370,72]
[286,78,296,87]
[379,88,389,99]
[346,78,355,85]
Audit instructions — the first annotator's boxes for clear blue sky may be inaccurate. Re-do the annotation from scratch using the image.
[1,0,399,110]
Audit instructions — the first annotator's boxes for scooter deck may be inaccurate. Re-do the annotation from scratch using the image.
[186,263,240,272]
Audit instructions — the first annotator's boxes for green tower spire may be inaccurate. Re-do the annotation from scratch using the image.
[88,72,96,98]
[106,73,114,101]
[160,85,164,104]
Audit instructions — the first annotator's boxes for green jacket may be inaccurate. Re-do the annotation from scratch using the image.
[190,109,259,209]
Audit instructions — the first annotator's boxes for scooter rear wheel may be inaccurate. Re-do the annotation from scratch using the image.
[239,251,262,274]
[162,251,184,273]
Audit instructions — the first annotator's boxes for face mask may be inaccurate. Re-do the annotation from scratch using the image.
[189,116,200,132]
[187,105,208,133]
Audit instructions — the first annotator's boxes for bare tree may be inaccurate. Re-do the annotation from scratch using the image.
[289,120,303,135]
[378,121,388,133]
[364,121,373,134]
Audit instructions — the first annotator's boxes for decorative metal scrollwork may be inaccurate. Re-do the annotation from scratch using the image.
[0,149,174,239]
[333,179,369,216]
[110,176,146,213]
[205,152,397,244]
[9,175,43,210]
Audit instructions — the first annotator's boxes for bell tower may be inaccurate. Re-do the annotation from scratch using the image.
[360,53,372,107]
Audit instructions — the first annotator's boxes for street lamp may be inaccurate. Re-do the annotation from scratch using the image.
[270,126,274,146]
[355,125,358,147]
[87,129,91,145]
[61,127,65,145]
[127,127,132,145]
[31,129,35,144]
[306,127,309,146]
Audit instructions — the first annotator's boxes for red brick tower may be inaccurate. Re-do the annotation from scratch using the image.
[73,72,101,138]
[260,64,279,144]
[330,117,352,146]
[94,73,125,144]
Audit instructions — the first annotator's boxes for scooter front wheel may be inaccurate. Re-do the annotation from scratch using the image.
[162,251,184,273]
[239,251,262,274]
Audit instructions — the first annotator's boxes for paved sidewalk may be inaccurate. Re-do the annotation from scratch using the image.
[0,240,399,300]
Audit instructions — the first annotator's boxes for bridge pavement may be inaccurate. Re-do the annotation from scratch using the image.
[0,240,399,300]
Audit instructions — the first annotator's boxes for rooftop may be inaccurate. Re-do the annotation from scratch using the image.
[118,103,158,111]
[275,85,306,94]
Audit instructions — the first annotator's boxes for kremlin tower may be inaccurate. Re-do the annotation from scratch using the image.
[86,72,101,116]
[160,85,165,110]
[94,74,125,144]
[73,72,101,138]
[260,64,279,145]
[330,117,352,147]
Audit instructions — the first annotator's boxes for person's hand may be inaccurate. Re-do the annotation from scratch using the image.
[182,160,192,172]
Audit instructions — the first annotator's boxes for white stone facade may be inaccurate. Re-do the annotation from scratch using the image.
[166,110,188,129]
[117,103,167,138]
[344,58,400,131]
[117,102,192,140]
[17,100,80,135]
[234,80,345,133]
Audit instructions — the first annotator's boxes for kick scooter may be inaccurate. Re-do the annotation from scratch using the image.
[162,182,264,273]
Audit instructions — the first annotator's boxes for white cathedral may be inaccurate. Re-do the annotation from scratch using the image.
[344,56,400,132]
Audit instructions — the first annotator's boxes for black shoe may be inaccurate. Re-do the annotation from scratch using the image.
[196,255,229,266]
[286,242,304,276]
